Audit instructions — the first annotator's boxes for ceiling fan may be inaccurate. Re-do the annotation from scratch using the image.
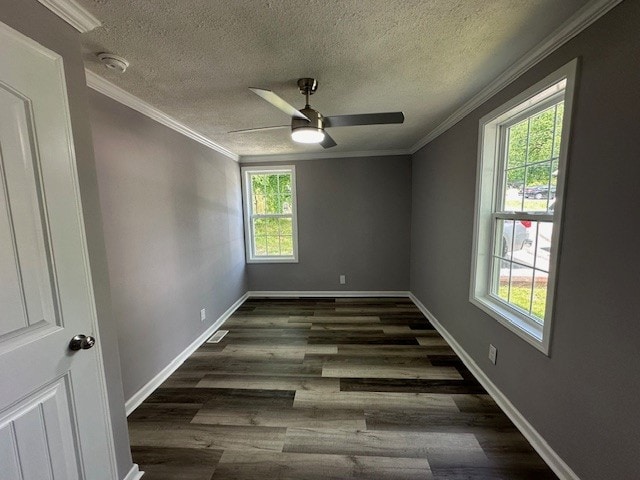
[230,78,405,148]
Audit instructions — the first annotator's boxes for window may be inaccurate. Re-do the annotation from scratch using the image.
[470,60,577,354]
[242,166,299,263]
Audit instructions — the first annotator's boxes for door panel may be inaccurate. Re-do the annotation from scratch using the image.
[0,21,117,480]
[0,426,22,478]
[0,86,59,341]
[0,378,79,480]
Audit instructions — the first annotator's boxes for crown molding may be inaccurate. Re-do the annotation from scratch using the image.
[85,69,239,162]
[410,0,623,153]
[239,149,411,163]
[37,0,101,33]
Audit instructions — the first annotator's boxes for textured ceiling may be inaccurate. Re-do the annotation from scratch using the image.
[79,0,590,158]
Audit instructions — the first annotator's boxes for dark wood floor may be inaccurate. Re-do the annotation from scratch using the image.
[128,297,557,479]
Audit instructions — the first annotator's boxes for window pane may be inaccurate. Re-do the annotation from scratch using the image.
[527,107,555,163]
[266,236,281,255]
[264,194,279,214]
[507,120,528,169]
[550,158,559,198]
[509,267,534,314]
[525,162,551,193]
[262,218,277,235]
[531,221,553,273]
[495,218,531,260]
[512,221,535,268]
[278,174,291,194]
[265,175,278,196]
[251,174,267,195]
[494,258,510,303]
[253,194,266,214]
[279,218,292,235]
[254,218,268,236]
[499,218,512,260]
[504,167,525,211]
[523,162,552,212]
[552,103,564,159]
[531,270,548,322]
[281,194,292,214]
[280,235,293,255]
[254,236,267,256]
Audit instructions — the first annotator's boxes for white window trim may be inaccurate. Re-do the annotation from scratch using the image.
[470,59,578,355]
[241,165,299,264]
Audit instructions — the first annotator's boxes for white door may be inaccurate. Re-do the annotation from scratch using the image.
[0,22,117,479]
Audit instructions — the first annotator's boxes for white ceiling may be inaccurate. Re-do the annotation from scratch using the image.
[78,0,591,158]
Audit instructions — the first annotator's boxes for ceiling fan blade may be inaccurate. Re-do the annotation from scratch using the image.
[320,132,337,149]
[249,88,309,120]
[324,112,405,128]
[228,125,289,134]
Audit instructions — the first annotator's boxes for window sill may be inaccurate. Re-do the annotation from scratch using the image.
[247,257,299,264]
[470,295,549,355]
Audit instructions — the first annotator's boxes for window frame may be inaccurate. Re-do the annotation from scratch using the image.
[241,165,299,264]
[470,59,578,354]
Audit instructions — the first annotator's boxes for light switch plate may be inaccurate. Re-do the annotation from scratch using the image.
[488,344,497,364]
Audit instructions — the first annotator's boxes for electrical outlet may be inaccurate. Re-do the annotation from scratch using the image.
[200,308,206,322]
[339,274,346,285]
[488,344,497,364]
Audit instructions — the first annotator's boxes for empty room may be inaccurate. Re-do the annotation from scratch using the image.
[0,0,638,479]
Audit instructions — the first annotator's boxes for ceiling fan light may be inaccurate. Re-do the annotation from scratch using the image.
[291,127,325,144]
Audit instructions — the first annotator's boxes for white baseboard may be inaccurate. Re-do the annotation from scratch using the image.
[408,293,580,480]
[122,463,143,480]
[124,292,249,415]
[247,290,410,298]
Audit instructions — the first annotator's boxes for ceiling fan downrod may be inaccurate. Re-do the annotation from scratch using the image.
[298,77,318,108]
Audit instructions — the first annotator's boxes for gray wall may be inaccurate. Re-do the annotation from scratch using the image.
[247,156,411,292]
[410,2,640,479]
[0,1,133,477]
[89,91,248,401]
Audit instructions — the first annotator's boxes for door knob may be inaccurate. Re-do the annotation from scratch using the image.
[69,334,96,351]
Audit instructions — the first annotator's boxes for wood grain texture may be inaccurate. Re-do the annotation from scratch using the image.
[293,390,459,411]
[129,297,556,479]
[192,405,366,429]
[321,364,462,380]
[128,423,286,451]
[282,428,485,459]
[213,451,433,480]
[196,374,340,392]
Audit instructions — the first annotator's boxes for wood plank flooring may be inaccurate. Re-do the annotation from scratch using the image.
[128,297,557,479]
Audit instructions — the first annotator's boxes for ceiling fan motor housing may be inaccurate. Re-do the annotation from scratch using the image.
[291,107,324,134]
